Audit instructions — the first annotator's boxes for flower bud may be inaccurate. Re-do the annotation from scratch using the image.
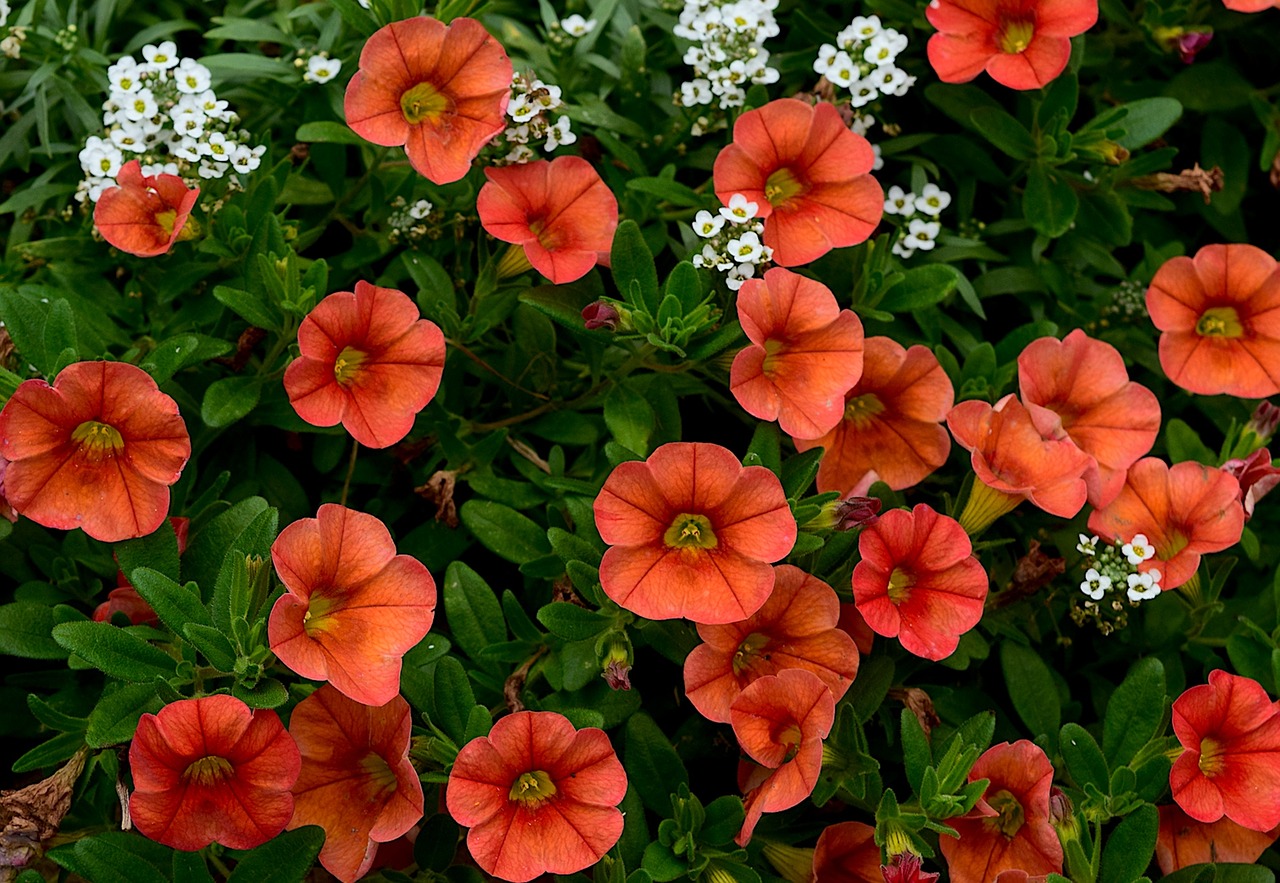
[833,495,882,530]
[881,851,940,883]
[582,299,622,331]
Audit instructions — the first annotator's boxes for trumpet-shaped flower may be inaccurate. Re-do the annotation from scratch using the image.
[93,160,199,256]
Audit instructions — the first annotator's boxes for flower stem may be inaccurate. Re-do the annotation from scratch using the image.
[340,438,359,507]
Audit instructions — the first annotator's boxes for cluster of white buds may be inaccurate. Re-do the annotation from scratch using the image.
[1104,279,1150,319]
[491,72,576,165]
[673,0,779,113]
[690,194,772,291]
[295,50,342,85]
[1,8,26,60]
[386,197,437,245]
[76,43,266,203]
[1072,533,1164,633]
[883,183,950,259]
[559,14,597,37]
[813,15,915,109]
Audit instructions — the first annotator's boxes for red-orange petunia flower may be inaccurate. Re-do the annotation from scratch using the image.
[1147,243,1280,398]
[852,503,988,661]
[594,442,796,625]
[730,268,865,440]
[733,668,836,846]
[940,740,1064,883]
[0,361,191,543]
[1018,330,1160,508]
[1087,458,1245,590]
[129,695,300,851]
[713,99,883,268]
[1156,804,1279,873]
[288,685,423,883]
[1223,0,1278,10]
[1170,670,1280,832]
[684,565,859,724]
[477,156,619,285]
[948,393,1094,532]
[926,0,1099,91]
[344,16,512,185]
[838,603,876,656]
[268,504,437,707]
[812,821,884,882]
[795,337,954,497]
[446,710,627,882]
[284,281,445,449]
[93,160,199,257]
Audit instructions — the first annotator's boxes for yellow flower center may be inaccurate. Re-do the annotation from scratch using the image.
[400,81,449,125]
[663,513,718,550]
[732,632,770,675]
[1199,737,1225,776]
[1196,306,1244,338]
[985,789,1025,838]
[762,338,785,376]
[999,19,1035,54]
[774,722,803,763]
[72,420,124,461]
[333,346,366,385]
[764,168,805,207]
[360,751,398,796]
[509,770,557,806]
[844,393,885,428]
[183,755,234,786]
[154,209,177,238]
[887,567,914,604]
[302,593,337,637]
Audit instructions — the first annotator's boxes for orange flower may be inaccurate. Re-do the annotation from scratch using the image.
[795,337,954,497]
[288,686,423,883]
[684,565,859,724]
[713,99,883,267]
[0,361,191,543]
[1156,804,1279,873]
[812,821,884,882]
[948,393,1094,531]
[344,16,512,184]
[732,669,836,846]
[1224,0,1278,9]
[730,268,865,440]
[284,281,445,449]
[93,160,199,257]
[129,695,300,851]
[477,157,619,284]
[446,711,627,882]
[838,603,876,656]
[268,504,437,707]
[852,504,988,661]
[1170,670,1280,832]
[594,442,796,624]
[1018,330,1160,508]
[940,740,1064,883]
[1146,243,1280,398]
[926,0,1099,91]
[1087,458,1245,589]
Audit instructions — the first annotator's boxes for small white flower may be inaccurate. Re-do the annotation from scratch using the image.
[304,55,342,85]
[408,199,434,220]
[693,210,725,238]
[884,185,915,216]
[141,161,180,177]
[560,14,597,37]
[891,239,916,259]
[916,183,952,216]
[850,113,875,137]
[865,31,909,66]
[727,231,765,263]
[356,0,370,6]
[848,15,882,42]
[121,88,158,123]
[1080,568,1112,600]
[891,73,917,97]
[873,66,909,95]
[680,78,713,106]
[825,51,858,89]
[813,43,838,76]
[0,0,9,28]
[142,41,179,70]
[1126,571,1160,602]
[904,219,941,251]
[174,58,212,93]
[531,81,563,109]
[108,56,143,93]
[848,79,879,108]
[719,193,758,224]
[79,143,124,178]
[109,124,149,153]
[230,144,266,173]
[725,263,756,291]
[172,135,204,162]
[507,94,537,124]
[195,91,232,122]
[1076,533,1099,556]
[205,131,236,160]
[198,159,229,179]
[1122,534,1156,566]
[544,116,575,150]
[871,144,884,171]
[170,103,206,137]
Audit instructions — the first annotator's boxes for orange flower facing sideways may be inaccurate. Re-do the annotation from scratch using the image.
[344,16,512,184]
[811,821,886,882]
[288,686,423,883]
[1087,458,1245,589]
[477,157,619,284]
[1156,804,1279,874]
[284,281,446,449]
[1018,330,1161,508]
[0,361,191,542]
[93,160,199,257]
[268,504,437,707]
[729,268,865,440]
[684,564,859,724]
[1223,0,1279,13]
[713,99,883,267]
[594,442,796,624]
[1146,243,1280,398]
[795,337,954,497]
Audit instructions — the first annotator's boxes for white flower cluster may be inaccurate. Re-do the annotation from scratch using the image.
[813,15,915,109]
[300,53,342,85]
[884,183,951,259]
[559,14,597,37]
[493,72,576,164]
[673,0,779,112]
[1077,533,1163,603]
[76,42,266,203]
[387,197,436,244]
[690,194,772,291]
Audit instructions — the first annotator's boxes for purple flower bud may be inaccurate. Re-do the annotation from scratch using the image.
[834,496,882,530]
[582,300,621,331]
[1176,30,1213,64]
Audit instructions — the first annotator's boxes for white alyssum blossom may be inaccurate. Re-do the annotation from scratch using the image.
[693,193,771,289]
[1077,534,1099,556]
[719,193,758,224]
[0,0,9,28]
[1126,570,1162,602]
[916,183,952,216]
[1080,568,1111,601]
[693,210,725,238]
[904,219,941,251]
[109,57,143,93]
[303,54,342,84]
[814,15,915,107]
[884,185,915,216]
[387,196,438,243]
[174,58,212,94]
[674,0,779,115]
[142,41,179,70]
[560,14,597,37]
[544,115,576,150]
[680,78,714,106]
[1122,533,1156,566]
[491,72,575,163]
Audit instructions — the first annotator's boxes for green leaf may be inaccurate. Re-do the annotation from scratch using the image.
[1103,658,1166,767]
[213,285,284,332]
[611,220,659,312]
[12,731,84,772]
[624,713,689,814]
[86,682,161,747]
[459,500,551,565]
[443,562,507,660]
[1099,803,1158,883]
[970,107,1037,159]
[879,265,960,312]
[115,520,181,585]
[294,120,366,145]
[184,496,270,592]
[51,622,176,682]
[201,376,263,428]
[1115,98,1183,150]
[183,622,238,672]
[173,851,216,883]
[901,708,932,795]
[1000,642,1061,739]
[626,176,706,208]
[48,833,170,883]
[430,655,477,743]
[537,602,611,641]
[604,384,655,456]
[26,695,88,733]
[0,601,67,659]
[1059,723,1109,793]
[1023,163,1079,238]
[1165,418,1216,464]
[131,570,212,636]
[226,826,325,883]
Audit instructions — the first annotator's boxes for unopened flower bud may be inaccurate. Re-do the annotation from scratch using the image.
[1175,30,1213,64]
[1247,401,1280,445]
[582,300,621,331]
[881,851,939,883]
[598,633,633,691]
[1050,786,1080,842]
[833,495,882,530]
